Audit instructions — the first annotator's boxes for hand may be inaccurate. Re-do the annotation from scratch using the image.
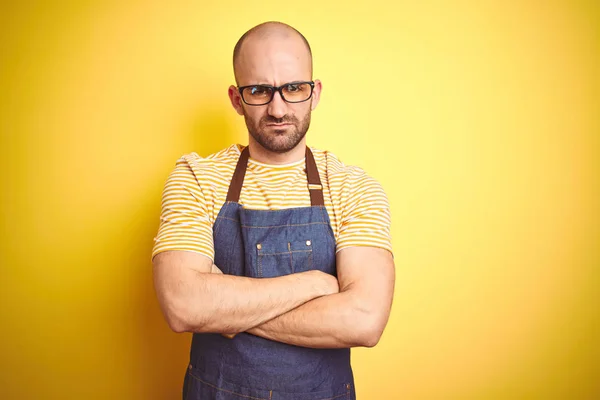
[304,270,340,297]
[322,271,340,296]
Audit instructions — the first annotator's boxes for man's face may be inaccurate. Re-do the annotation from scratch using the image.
[242,93,312,154]
[229,34,321,154]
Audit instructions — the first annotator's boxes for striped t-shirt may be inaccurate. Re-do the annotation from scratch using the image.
[151,144,392,262]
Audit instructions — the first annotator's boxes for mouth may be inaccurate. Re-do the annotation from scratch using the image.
[266,123,292,127]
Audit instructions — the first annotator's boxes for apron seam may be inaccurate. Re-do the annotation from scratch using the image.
[288,242,293,273]
[317,392,350,400]
[257,250,312,256]
[241,222,329,229]
[188,369,269,400]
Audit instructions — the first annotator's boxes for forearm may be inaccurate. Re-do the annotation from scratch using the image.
[247,289,380,349]
[167,270,332,334]
[244,248,394,348]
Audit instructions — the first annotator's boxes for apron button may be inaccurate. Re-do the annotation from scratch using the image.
[256,243,262,250]
[188,364,193,370]
[306,240,311,246]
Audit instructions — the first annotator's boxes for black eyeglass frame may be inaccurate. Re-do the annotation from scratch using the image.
[237,81,315,106]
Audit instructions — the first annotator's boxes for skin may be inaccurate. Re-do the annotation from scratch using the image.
[228,23,321,165]
[153,22,395,348]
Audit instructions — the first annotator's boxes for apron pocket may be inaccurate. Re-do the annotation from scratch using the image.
[272,382,353,400]
[289,239,314,273]
[256,240,313,277]
[185,364,271,400]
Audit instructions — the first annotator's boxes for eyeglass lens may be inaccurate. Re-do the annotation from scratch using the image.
[242,82,312,105]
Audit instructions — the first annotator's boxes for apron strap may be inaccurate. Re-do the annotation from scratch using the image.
[305,146,325,207]
[226,145,325,207]
[225,146,250,203]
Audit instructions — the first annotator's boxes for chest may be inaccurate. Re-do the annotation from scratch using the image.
[204,170,342,241]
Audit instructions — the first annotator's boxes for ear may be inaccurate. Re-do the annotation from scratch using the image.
[310,79,322,111]
[228,85,245,116]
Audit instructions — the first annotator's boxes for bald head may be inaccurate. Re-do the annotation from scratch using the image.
[233,22,313,84]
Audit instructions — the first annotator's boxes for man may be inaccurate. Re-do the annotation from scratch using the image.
[152,21,395,400]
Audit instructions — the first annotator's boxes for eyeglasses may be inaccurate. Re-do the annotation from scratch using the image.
[238,81,315,106]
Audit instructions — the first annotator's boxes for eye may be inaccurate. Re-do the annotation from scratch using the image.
[285,84,300,92]
[249,86,269,96]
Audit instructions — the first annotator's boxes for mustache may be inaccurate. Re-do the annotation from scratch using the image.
[260,116,297,125]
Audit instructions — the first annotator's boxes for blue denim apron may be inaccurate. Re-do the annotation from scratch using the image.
[182,146,356,400]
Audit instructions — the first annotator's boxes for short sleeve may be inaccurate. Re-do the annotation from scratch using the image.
[151,157,215,262]
[336,172,393,256]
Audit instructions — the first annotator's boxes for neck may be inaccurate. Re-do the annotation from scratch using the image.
[247,138,306,165]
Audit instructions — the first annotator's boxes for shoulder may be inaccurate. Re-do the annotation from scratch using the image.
[172,144,242,180]
[179,144,241,170]
[162,144,241,197]
[310,146,387,196]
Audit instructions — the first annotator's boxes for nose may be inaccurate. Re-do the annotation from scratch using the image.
[267,90,287,119]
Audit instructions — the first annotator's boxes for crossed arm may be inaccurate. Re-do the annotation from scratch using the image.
[153,247,395,348]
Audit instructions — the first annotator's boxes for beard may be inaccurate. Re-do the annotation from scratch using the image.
[244,109,312,154]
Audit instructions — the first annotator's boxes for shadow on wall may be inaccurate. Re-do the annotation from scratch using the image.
[132,107,239,399]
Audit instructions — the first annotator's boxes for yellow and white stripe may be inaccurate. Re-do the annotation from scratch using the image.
[152,144,392,262]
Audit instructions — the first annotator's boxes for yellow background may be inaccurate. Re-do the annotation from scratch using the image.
[1,1,598,399]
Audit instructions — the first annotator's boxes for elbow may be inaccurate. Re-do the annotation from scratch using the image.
[357,323,384,348]
[352,312,387,348]
[163,304,190,333]
[166,313,189,333]
[162,298,204,334]
[342,299,388,347]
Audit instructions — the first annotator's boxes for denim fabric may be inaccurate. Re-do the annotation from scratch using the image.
[182,201,356,399]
